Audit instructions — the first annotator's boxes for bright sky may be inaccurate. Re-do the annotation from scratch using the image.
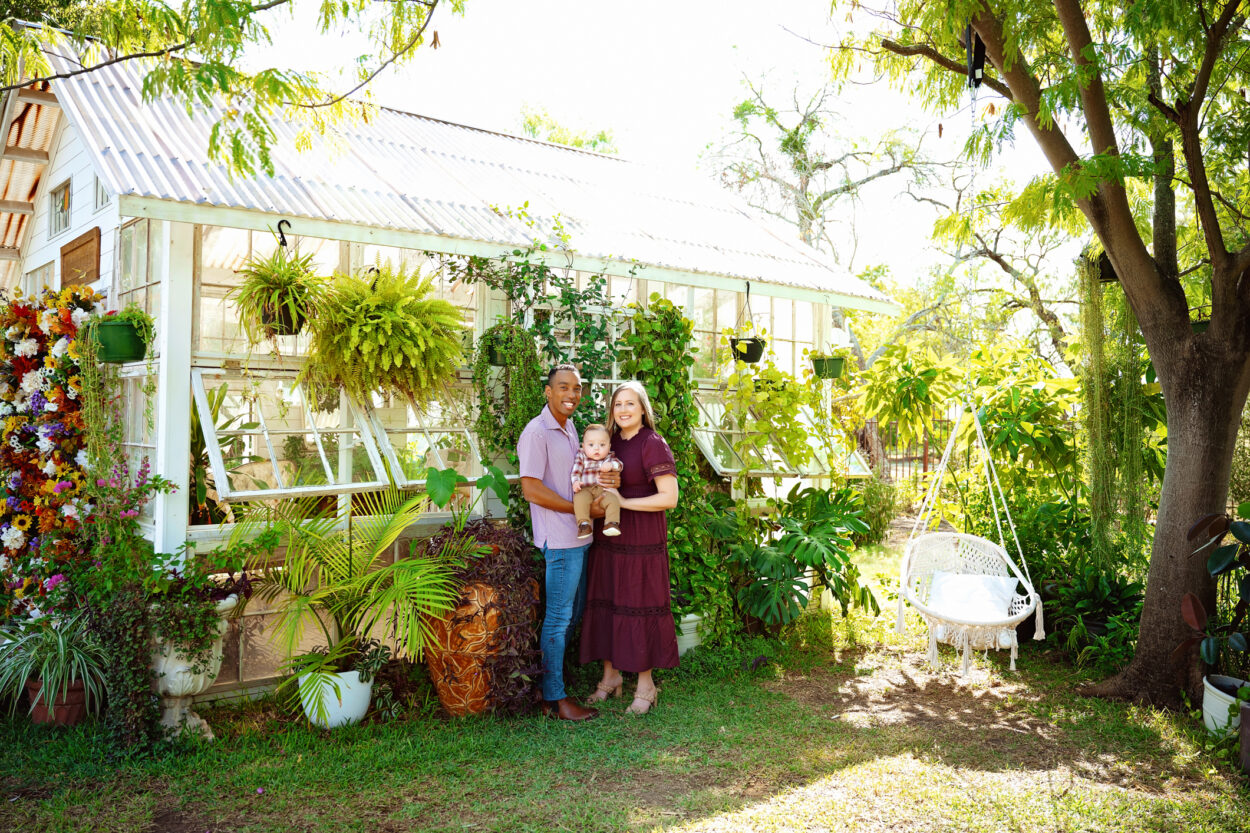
[262,0,1055,285]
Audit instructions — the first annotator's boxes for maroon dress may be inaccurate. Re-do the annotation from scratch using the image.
[579,426,680,672]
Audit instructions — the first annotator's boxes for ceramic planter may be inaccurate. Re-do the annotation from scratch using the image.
[1203,674,1248,735]
[89,319,147,363]
[729,337,766,364]
[811,356,845,379]
[150,595,237,740]
[425,578,539,717]
[25,678,88,726]
[297,670,373,728]
[675,614,704,657]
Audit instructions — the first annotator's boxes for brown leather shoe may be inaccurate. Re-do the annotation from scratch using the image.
[541,697,599,721]
[602,521,621,537]
[577,521,593,539]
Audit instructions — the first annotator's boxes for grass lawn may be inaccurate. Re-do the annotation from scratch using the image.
[2,541,1248,833]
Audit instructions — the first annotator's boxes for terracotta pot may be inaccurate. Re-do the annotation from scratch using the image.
[25,678,88,726]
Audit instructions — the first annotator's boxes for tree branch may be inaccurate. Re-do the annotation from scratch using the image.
[1053,0,1121,159]
[878,38,1013,99]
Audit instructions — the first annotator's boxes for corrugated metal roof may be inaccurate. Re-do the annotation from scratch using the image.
[0,82,61,287]
[43,55,895,311]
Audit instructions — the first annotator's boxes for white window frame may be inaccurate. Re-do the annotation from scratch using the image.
[191,368,391,500]
[366,382,484,489]
[691,387,835,479]
[93,176,111,212]
[49,179,71,237]
[23,261,54,295]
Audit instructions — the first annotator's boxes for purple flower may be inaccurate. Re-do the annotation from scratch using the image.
[42,574,65,591]
[28,391,44,412]
[7,473,20,490]
[53,481,72,494]
[6,496,19,510]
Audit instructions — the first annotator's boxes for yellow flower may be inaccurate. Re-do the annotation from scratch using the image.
[12,515,30,531]
[68,375,82,391]
[44,355,58,370]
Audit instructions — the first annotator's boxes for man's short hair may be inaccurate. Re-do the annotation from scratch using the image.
[546,363,580,386]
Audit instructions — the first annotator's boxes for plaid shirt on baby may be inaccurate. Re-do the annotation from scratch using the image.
[570,450,621,488]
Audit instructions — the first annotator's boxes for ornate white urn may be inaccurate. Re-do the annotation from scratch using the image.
[151,595,237,740]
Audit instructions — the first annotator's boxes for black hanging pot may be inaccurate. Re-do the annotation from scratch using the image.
[261,304,304,336]
[730,337,765,364]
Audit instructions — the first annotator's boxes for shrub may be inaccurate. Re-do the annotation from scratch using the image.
[850,476,897,546]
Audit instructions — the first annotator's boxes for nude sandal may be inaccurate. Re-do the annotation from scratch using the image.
[626,688,658,715]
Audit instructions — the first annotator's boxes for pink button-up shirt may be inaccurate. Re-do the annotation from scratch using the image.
[518,405,582,549]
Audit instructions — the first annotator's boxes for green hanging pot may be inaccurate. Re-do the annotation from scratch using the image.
[811,356,845,379]
[88,319,147,363]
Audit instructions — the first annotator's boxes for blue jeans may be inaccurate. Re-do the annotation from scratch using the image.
[540,543,591,701]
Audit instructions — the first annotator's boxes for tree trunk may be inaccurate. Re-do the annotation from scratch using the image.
[1090,352,1247,705]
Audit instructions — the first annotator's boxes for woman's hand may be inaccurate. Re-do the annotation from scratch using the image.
[597,468,621,489]
[617,474,678,512]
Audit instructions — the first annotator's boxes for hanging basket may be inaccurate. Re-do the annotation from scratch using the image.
[88,319,147,363]
[811,356,845,379]
[730,337,766,364]
[487,343,509,367]
[260,304,304,337]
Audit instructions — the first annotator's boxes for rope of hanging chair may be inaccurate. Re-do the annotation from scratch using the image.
[967,403,1032,589]
[907,403,967,545]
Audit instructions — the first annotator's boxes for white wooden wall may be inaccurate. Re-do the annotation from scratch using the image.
[17,119,120,299]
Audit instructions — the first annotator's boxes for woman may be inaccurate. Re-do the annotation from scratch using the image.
[579,381,680,715]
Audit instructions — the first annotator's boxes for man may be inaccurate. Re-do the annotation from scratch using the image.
[518,363,619,721]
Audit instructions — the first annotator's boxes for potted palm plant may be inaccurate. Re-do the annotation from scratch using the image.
[0,612,108,726]
[232,484,465,728]
[230,247,326,342]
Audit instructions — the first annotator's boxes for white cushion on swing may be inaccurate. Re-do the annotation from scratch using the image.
[927,571,1019,622]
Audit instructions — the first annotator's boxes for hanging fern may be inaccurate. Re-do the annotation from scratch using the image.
[301,265,464,408]
[1079,247,1115,570]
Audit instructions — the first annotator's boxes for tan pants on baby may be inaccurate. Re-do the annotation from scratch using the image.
[573,484,620,526]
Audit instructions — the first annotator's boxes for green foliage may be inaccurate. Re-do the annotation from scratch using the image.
[711,487,877,629]
[470,321,545,470]
[5,2,464,177]
[0,612,108,717]
[620,296,730,632]
[721,326,816,480]
[437,215,624,429]
[1180,510,1250,681]
[520,106,618,154]
[90,584,159,752]
[1051,565,1145,674]
[301,264,464,409]
[849,476,897,547]
[228,246,326,344]
[859,343,958,448]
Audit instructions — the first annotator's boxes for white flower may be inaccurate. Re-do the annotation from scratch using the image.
[42,460,56,476]
[1,526,27,550]
[59,503,79,520]
[36,437,54,455]
[65,387,76,401]
[44,400,57,413]
[19,370,43,395]
[38,311,56,335]
[5,325,22,341]
[26,605,44,621]
[0,402,11,416]
[75,449,88,468]
[0,555,9,571]
[14,338,38,357]
[71,309,90,328]
[50,337,70,358]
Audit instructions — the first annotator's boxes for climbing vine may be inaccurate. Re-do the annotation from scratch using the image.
[621,296,730,637]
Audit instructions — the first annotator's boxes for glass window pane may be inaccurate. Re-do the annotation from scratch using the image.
[692,288,715,330]
[794,300,813,342]
[774,340,794,375]
[294,236,340,274]
[773,297,792,337]
[692,331,717,380]
[718,290,738,333]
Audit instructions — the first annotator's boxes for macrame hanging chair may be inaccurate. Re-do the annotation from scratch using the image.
[896,402,1045,675]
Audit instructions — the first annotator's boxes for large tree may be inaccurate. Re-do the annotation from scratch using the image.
[833,0,1250,705]
[2,0,461,175]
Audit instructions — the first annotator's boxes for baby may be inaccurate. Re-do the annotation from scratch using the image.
[571,423,622,539]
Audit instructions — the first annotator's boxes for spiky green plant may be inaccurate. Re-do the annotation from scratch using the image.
[301,265,464,409]
[229,247,326,344]
[0,612,108,716]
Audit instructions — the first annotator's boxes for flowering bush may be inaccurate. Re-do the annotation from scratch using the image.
[0,287,98,619]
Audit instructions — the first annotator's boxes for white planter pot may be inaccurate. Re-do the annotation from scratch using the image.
[1202,674,1248,735]
[676,614,704,657]
[151,595,237,740]
[298,670,372,729]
